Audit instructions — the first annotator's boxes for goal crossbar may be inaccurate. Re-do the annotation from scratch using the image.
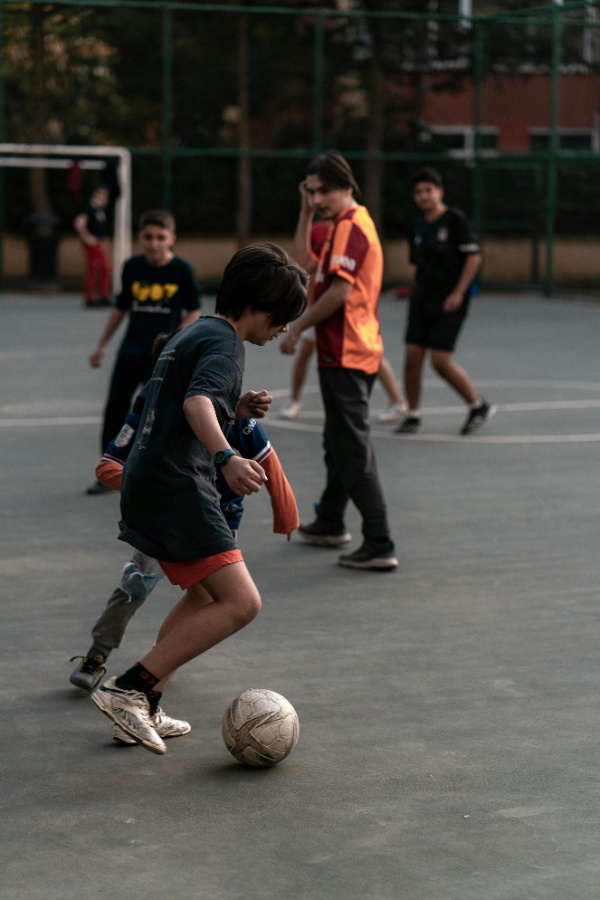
[0,143,132,294]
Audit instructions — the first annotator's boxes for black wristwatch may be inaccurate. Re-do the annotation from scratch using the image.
[213,448,241,470]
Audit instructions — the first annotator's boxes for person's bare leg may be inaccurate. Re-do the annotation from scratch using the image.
[404,343,427,411]
[290,338,315,404]
[140,562,261,689]
[148,583,215,692]
[430,349,479,405]
[377,356,405,407]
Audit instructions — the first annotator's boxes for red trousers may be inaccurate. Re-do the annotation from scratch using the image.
[83,242,111,301]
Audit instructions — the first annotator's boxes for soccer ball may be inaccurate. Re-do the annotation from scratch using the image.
[222,688,300,767]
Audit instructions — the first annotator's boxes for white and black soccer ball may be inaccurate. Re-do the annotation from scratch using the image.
[222,688,300,767]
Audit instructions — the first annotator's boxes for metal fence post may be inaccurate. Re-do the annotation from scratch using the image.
[313,12,324,154]
[472,16,485,243]
[0,2,4,287]
[544,3,562,297]
[162,3,173,212]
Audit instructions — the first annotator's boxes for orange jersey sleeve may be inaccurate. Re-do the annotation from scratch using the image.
[261,449,300,536]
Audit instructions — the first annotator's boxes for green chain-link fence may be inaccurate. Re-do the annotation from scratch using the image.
[2,1,600,292]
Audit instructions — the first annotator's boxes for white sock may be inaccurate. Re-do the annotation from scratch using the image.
[408,409,422,418]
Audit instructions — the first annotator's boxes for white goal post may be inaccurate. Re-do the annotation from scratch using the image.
[0,143,132,295]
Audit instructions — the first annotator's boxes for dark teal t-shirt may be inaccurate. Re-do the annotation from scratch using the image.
[119,316,244,562]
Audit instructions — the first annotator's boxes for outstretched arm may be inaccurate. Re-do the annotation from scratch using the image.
[89,307,126,367]
[280,275,351,355]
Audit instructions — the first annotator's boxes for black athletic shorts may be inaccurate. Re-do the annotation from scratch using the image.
[404,297,470,352]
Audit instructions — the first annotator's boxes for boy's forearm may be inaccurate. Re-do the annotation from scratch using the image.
[291,277,350,333]
[454,254,481,296]
[183,395,230,456]
[74,215,96,245]
[95,308,125,348]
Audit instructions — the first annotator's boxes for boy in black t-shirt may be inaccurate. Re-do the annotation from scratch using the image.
[395,168,495,436]
[88,243,308,755]
[87,209,201,492]
[74,185,111,309]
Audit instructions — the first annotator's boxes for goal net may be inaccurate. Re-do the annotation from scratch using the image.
[0,143,132,295]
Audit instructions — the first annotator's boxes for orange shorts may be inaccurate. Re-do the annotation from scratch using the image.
[158,549,243,590]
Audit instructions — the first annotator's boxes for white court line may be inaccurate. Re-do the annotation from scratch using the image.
[270,379,600,399]
[2,389,600,443]
[0,417,101,427]
[265,417,600,444]
[0,348,86,361]
[411,400,600,414]
[267,385,600,444]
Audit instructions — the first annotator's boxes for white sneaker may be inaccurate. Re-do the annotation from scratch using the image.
[377,402,407,424]
[279,401,301,419]
[90,676,166,755]
[113,708,191,745]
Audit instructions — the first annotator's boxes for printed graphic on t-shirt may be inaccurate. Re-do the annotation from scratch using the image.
[131,281,180,308]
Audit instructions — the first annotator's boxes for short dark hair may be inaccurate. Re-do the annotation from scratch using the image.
[138,209,176,232]
[411,167,444,189]
[306,151,362,201]
[215,243,308,327]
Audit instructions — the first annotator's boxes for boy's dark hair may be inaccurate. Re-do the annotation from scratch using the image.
[411,167,444,189]
[306,151,362,201]
[215,243,308,327]
[151,329,178,364]
[138,209,176,232]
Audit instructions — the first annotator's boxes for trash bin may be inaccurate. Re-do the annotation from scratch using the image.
[27,214,61,281]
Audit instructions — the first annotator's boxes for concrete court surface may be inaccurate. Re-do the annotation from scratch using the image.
[1,288,600,900]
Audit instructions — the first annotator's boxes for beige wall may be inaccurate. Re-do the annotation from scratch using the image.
[4,233,600,283]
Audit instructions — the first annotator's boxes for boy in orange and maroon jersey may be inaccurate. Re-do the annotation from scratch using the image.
[281,152,397,572]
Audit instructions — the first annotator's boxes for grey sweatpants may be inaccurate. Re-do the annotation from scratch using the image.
[90,551,164,657]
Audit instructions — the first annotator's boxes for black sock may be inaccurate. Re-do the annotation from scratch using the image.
[115,662,159,696]
[148,690,163,716]
[86,647,107,662]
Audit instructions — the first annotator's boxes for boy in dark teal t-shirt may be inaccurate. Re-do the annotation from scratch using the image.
[89,244,308,755]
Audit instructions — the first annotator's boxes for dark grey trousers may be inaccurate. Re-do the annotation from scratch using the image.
[317,367,392,543]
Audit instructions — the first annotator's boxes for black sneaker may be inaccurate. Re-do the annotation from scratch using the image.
[69,655,106,692]
[394,416,422,434]
[338,542,398,571]
[298,518,352,548]
[460,400,496,435]
[86,480,110,495]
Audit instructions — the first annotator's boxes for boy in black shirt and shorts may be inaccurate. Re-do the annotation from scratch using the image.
[87,209,201,492]
[89,243,308,754]
[396,167,495,436]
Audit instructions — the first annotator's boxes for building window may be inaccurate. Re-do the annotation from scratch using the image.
[529,129,597,151]
[429,126,498,157]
